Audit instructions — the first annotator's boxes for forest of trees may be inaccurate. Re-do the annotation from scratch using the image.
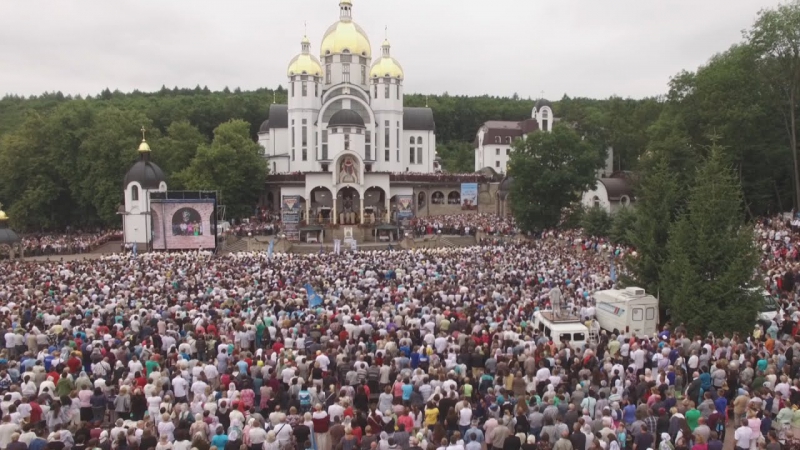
[2,1,800,234]
[0,84,665,230]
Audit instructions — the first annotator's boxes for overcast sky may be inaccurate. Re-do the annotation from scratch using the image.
[0,0,782,100]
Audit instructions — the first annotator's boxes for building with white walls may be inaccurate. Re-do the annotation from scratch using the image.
[258,0,442,229]
[122,130,167,247]
[473,99,555,173]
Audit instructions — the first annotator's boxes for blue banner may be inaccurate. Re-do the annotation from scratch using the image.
[610,260,617,282]
[305,283,323,307]
[461,183,478,210]
[267,238,275,258]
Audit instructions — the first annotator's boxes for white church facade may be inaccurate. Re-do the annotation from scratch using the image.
[257,0,442,227]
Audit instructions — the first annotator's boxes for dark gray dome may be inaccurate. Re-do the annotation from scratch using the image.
[499,176,514,192]
[124,156,166,190]
[328,109,365,128]
[534,98,552,110]
[259,119,270,133]
[0,227,20,245]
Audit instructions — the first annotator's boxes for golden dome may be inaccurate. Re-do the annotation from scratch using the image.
[0,210,7,221]
[370,39,403,79]
[287,54,323,77]
[320,21,371,58]
[370,56,404,79]
[138,139,151,152]
[288,35,323,77]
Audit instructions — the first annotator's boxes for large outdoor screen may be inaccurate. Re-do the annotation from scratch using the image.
[151,199,217,250]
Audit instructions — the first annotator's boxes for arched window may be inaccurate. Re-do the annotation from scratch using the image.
[431,191,444,205]
[620,195,630,207]
[494,136,501,143]
[505,136,512,144]
[417,191,426,209]
[592,195,600,208]
[131,185,139,202]
[447,191,461,205]
[416,137,422,145]
[410,136,415,144]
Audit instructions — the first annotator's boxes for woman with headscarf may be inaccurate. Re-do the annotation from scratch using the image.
[189,414,209,442]
[158,413,176,442]
[263,432,280,450]
[658,433,674,450]
[312,404,331,450]
[40,376,57,399]
[155,434,173,450]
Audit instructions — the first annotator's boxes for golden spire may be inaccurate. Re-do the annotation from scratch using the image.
[138,126,151,152]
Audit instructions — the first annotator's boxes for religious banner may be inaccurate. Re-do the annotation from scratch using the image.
[396,195,414,220]
[461,183,478,210]
[281,195,301,241]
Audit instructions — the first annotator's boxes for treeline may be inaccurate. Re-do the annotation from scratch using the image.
[0,83,663,230]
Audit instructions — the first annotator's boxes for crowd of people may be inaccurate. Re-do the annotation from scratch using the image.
[18,231,122,257]
[0,213,799,450]
[410,215,519,237]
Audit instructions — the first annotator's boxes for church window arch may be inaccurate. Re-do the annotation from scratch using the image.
[131,185,139,202]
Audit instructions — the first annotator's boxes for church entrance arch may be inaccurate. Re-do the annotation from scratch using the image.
[364,186,386,224]
[336,186,360,225]
[310,186,334,224]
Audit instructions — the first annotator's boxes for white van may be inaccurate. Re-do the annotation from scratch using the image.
[592,287,660,337]
[757,289,780,322]
[532,310,589,350]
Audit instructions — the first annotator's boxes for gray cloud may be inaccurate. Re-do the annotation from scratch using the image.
[0,0,781,99]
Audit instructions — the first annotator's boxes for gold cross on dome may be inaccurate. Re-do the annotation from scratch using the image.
[141,126,147,140]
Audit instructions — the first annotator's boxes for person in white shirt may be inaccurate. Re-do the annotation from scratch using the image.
[191,377,209,401]
[0,416,19,449]
[173,375,189,403]
[734,419,752,450]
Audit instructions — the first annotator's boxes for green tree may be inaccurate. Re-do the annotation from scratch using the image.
[508,124,602,231]
[624,157,682,295]
[609,206,636,247]
[662,144,759,334]
[77,107,153,225]
[581,206,612,237]
[747,0,800,209]
[154,120,207,184]
[175,119,267,219]
[436,141,474,173]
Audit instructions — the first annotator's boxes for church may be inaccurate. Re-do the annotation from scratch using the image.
[257,0,480,239]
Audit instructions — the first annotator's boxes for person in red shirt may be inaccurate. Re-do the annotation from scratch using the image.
[134,372,147,389]
[28,398,42,424]
[66,353,82,374]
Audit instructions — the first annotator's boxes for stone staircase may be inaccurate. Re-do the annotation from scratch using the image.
[439,237,456,248]
[221,237,249,254]
[91,240,124,255]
